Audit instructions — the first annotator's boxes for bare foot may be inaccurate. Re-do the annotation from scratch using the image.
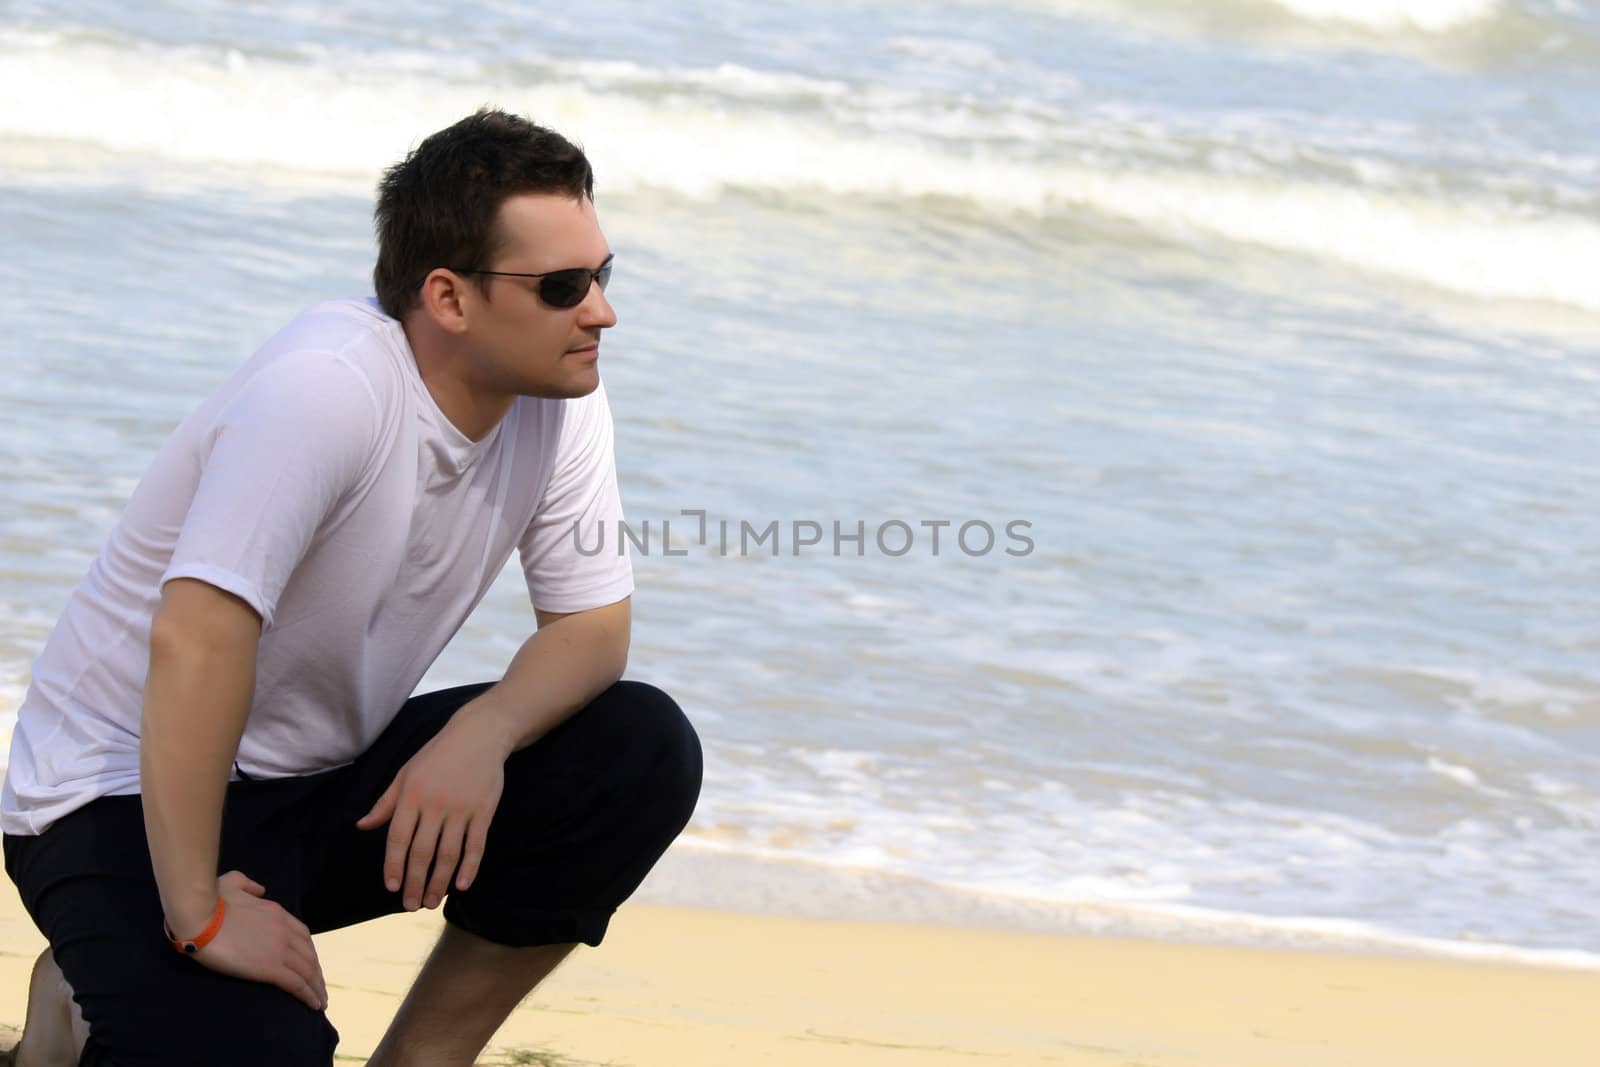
[13,950,86,1067]
[1,1024,23,1066]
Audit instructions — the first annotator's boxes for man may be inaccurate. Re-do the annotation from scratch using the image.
[2,109,702,1066]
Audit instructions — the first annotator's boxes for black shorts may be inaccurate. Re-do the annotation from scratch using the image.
[3,680,702,1066]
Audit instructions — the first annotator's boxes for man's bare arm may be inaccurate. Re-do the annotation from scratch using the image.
[141,577,327,1010]
[357,596,631,911]
[141,579,259,933]
[470,595,632,754]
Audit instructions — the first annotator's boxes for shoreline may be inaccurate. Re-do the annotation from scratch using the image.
[631,841,1600,971]
[4,701,1597,982]
[2,706,1597,972]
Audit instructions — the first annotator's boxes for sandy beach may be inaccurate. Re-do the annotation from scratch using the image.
[8,1,1600,1063]
[3,865,1597,1067]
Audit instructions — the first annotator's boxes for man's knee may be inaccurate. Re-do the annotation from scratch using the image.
[533,678,703,846]
[606,680,703,829]
[81,980,338,1067]
[441,681,702,944]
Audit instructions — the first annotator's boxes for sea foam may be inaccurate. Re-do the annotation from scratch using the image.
[3,33,1597,313]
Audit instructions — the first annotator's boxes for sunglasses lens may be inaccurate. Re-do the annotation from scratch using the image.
[594,261,612,292]
[539,269,591,308]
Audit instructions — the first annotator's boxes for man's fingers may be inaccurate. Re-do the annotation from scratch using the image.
[286,930,321,974]
[357,780,400,830]
[403,813,443,910]
[279,967,324,1013]
[284,940,328,1009]
[273,925,325,1012]
[456,818,489,892]
[382,802,420,893]
[423,817,464,908]
[302,951,330,1010]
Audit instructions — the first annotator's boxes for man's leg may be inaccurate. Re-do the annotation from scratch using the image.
[4,794,341,1067]
[366,929,575,1067]
[303,679,703,1067]
[11,949,86,1067]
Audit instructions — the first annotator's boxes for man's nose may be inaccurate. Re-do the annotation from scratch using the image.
[577,280,618,329]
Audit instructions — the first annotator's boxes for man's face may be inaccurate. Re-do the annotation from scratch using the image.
[463,192,617,400]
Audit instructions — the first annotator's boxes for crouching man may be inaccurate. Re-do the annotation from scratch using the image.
[2,108,701,1067]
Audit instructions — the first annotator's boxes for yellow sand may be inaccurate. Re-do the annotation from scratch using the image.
[3,867,1597,1067]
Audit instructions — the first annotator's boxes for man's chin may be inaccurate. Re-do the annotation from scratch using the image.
[522,372,601,400]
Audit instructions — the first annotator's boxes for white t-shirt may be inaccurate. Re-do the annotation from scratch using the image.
[1,298,633,836]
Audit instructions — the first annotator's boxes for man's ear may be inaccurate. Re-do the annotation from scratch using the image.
[418,269,473,336]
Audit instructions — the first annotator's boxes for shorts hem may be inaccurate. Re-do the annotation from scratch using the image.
[443,897,614,949]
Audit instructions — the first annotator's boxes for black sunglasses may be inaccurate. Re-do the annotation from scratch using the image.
[448,253,614,309]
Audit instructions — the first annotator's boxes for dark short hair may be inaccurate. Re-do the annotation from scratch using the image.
[373,108,595,319]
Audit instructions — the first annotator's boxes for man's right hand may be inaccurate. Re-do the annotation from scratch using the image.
[181,870,328,1012]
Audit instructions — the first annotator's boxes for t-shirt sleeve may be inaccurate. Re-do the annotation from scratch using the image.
[518,379,635,614]
[161,353,381,627]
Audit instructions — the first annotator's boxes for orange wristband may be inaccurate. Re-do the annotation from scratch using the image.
[164,897,226,955]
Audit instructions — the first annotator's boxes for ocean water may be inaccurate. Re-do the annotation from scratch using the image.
[2,0,1598,968]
